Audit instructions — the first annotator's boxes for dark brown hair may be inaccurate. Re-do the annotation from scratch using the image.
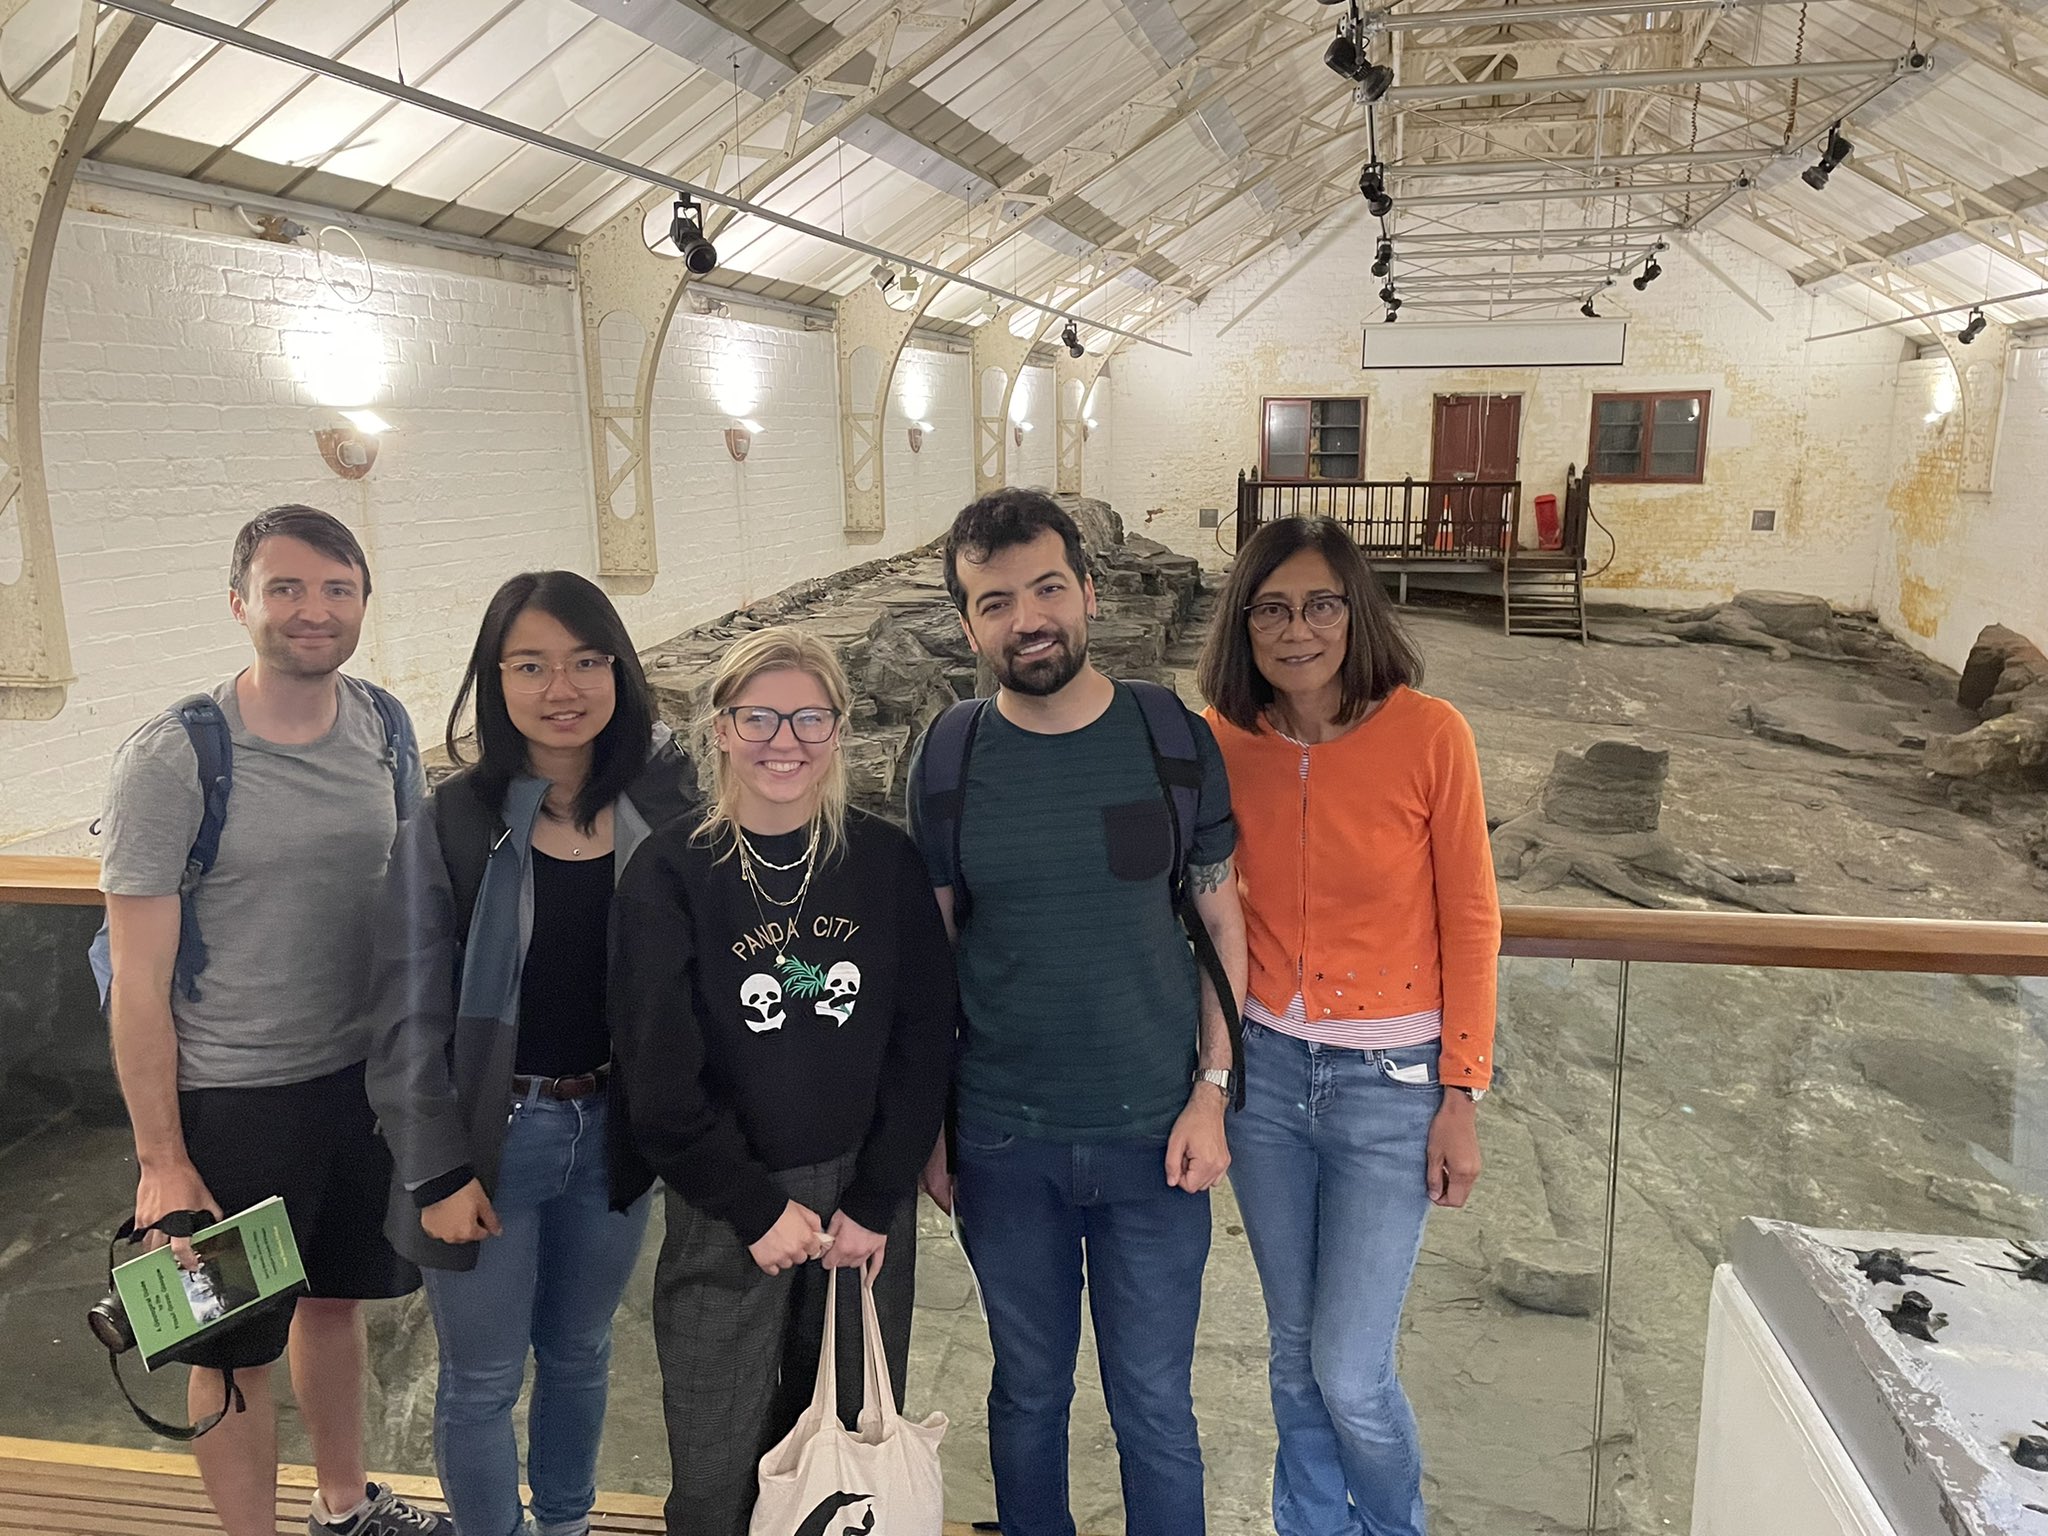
[229,505,373,599]
[1197,517,1421,732]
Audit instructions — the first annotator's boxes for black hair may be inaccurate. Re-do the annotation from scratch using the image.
[445,571,655,834]
[1198,516,1421,732]
[229,505,372,599]
[942,487,1091,613]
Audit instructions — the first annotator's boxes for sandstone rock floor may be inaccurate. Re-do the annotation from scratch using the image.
[3,585,2043,1535]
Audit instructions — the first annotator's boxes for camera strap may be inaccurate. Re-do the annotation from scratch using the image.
[104,1215,246,1441]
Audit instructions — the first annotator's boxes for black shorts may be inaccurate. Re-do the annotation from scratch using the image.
[175,1060,419,1371]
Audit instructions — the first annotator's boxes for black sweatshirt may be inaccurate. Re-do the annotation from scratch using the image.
[610,808,958,1245]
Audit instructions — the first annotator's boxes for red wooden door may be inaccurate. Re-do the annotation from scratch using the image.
[1431,395,1522,549]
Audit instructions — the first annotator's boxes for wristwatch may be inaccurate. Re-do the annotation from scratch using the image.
[1194,1068,1234,1098]
[1451,1085,1487,1102]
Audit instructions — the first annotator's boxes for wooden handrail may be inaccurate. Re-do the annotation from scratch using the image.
[1499,906,2048,975]
[0,855,103,907]
[4,854,2045,975]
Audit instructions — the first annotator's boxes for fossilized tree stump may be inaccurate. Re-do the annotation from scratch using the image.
[1493,741,1800,911]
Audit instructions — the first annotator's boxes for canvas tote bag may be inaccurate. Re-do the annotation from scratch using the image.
[750,1268,947,1536]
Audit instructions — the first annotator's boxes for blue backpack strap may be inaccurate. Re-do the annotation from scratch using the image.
[913,697,990,924]
[1121,679,1244,1108]
[347,677,424,819]
[89,695,232,1011]
[170,694,233,1003]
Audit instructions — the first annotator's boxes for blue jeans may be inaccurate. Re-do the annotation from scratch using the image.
[954,1119,1211,1536]
[420,1090,652,1536]
[1228,1024,1443,1536]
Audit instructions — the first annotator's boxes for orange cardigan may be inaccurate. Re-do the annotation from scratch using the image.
[1206,687,1501,1091]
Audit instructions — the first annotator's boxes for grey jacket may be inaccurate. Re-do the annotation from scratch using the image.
[365,726,694,1270]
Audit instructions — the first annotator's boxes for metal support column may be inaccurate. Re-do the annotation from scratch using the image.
[970,317,1042,497]
[0,1,148,718]
[1055,349,1110,495]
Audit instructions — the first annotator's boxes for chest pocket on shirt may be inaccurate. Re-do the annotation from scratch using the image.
[1102,798,1174,882]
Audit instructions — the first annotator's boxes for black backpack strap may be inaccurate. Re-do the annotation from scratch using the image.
[170,694,233,1003]
[1122,680,1244,1109]
[914,697,990,925]
[432,779,502,944]
[1122,680,1202,888]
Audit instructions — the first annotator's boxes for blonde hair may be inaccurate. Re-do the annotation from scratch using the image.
[693,625,853,865]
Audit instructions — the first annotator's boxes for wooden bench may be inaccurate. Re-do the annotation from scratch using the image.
[0,1435,993,1535]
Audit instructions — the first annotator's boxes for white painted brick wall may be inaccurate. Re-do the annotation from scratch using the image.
[0,205,978,845]
[1107,222,1907,604]
[1878,349,2048,671]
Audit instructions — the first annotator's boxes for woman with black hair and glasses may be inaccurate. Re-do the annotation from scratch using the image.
[609,625,956,1536]
[367,570,693,1536]
[1196,517,1500,1536]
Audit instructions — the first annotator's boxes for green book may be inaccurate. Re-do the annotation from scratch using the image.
[112,1196,308,1369]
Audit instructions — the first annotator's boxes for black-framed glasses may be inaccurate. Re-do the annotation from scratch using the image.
[1245,595,1349,635]
[498,654,615,694]
[722,705,842,744]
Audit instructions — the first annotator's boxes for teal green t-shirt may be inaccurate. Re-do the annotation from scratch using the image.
[908,687,1235,1141]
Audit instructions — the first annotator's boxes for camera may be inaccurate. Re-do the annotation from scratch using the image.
[88,1288,135,1353]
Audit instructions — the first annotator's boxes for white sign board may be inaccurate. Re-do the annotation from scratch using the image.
[1361,318,1629,370]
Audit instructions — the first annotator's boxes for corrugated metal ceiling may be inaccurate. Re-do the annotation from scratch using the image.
[4,0,2047,337]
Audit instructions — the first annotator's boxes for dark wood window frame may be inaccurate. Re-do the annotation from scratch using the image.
[1588,390,1711,484]
[1260,395,1368,482]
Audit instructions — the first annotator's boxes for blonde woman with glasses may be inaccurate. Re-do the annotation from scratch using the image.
[610,625,958,1536]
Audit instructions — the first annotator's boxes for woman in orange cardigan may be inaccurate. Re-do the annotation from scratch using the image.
[1198,515,1500,1536]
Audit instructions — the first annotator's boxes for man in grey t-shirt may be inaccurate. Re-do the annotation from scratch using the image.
[99,506,447,1536]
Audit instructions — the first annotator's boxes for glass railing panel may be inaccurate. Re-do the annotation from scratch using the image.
[1398,955,1623,1535]
[1595,964,2047,1534]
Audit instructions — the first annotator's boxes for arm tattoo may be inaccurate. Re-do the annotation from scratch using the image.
[1188,859,1231,896]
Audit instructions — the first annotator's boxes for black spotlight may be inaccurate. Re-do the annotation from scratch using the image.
[1359,162,1394,219]
[1631,255,1662,291]
[1061,320,1085,358]
[1580,297,1600,319]
[1371,240,1393,278]
[669,195,716,275]
[1958,306,1987,344]
[1802,123,1853,191]
[1379,284,1399,305]
[1384,309,1400,323]
[1324,30,1362,79]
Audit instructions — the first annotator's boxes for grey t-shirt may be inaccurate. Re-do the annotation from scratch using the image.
[99,676,409,1091]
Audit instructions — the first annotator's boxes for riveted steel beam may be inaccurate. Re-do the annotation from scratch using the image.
[969,317,1043,498]
[1055,349,1111,496]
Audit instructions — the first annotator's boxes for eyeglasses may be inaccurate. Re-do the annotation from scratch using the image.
[1245,595,1349,635]
[722,705,842,744]
[498,655,615,695]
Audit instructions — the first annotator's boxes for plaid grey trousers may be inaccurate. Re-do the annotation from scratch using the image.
[651,1151,917,1536]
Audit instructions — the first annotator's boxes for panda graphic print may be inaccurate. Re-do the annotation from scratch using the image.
[734,914,864,1033]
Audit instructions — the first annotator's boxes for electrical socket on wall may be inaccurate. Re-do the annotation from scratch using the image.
[1198,507,1219,528]
[1751,509,1777,532]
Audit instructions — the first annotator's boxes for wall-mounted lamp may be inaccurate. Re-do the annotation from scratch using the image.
[725,418,762,462]
[1013,420,1035,448]
[316,420,379,479]
[908,420,933,454]
[1083,416,1098,442]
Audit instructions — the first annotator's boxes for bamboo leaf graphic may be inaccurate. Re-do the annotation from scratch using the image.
[780,956,829,998]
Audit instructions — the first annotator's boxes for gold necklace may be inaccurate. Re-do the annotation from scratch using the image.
[739,827,813,870]
[736,832,817,965]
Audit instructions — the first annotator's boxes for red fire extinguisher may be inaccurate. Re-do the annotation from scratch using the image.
[1534,493,1561,550]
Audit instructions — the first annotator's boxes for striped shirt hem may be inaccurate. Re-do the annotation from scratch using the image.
[1247,991,1444,1051]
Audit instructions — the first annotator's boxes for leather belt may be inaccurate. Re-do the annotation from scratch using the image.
[512,1064,610,1101]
